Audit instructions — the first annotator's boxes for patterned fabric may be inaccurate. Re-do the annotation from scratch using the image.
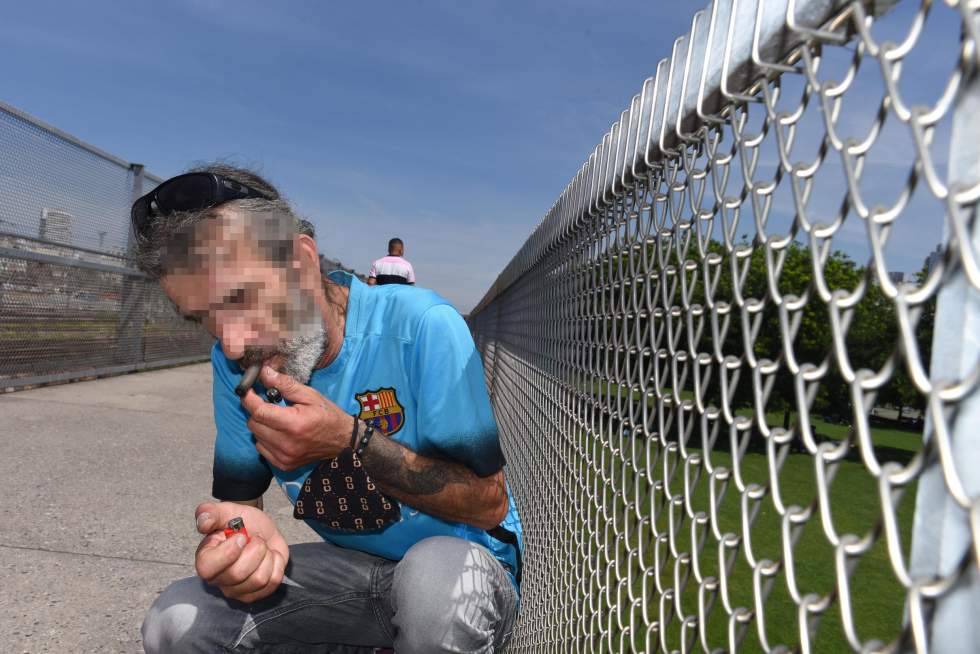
[293,447,401,533]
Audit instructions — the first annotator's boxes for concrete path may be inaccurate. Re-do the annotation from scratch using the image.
[0,363,316,653]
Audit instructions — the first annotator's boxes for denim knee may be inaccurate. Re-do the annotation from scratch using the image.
[141,576,228,654]
[390,536,517,653]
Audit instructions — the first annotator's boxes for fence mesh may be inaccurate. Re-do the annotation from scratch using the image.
[0,103,211,389]
[469,1,980,651]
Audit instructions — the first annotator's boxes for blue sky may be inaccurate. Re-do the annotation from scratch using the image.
[0,1,959,311]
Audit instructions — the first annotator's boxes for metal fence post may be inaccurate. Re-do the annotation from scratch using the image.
[908,13,980,650]
[113,164,146,365]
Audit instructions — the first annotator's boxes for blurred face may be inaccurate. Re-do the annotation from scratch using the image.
[160,209,326,383]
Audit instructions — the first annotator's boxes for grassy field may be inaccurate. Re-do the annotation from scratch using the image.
[664,448,914,652]
[591,379,922,455]
[578,381,921,652]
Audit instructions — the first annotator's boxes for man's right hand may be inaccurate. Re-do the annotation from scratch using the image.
[194,501,289,603]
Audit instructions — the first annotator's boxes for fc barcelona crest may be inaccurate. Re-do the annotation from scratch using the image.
[355,388,405,436]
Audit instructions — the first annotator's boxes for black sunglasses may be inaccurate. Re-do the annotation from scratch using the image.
[131,172,272,240]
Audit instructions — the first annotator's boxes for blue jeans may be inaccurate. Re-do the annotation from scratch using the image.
[142,536,518,653]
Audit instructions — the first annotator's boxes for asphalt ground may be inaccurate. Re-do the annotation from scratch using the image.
[0,363,316,653]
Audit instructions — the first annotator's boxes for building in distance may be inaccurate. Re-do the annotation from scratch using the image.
[39,208,72,245]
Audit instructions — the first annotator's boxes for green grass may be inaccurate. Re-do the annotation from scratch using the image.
[804,419,919,454]
[590,379,923,454]
[577,380,920,652]
[657,447,916,652]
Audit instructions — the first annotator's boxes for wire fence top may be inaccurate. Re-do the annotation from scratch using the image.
[472,0,910,315]
[0,99,162,182]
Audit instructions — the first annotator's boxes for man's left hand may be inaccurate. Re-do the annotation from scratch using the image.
[241,366,351,470]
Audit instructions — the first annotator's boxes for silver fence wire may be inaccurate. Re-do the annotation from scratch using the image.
[469,1,980,652]
[0,102,212,389]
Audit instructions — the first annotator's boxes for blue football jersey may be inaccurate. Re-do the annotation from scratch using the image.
[211,271,523,586]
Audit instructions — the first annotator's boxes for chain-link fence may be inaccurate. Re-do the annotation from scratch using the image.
[469,0,980,651]
[0,101,212,390]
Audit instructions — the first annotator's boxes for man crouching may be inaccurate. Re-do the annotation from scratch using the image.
[135,163,522,653]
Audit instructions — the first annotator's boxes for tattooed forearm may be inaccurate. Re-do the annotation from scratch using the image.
[361,427,469,495]
[358,421,508,529]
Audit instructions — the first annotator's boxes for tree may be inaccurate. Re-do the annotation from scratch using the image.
[604,236,934,442]
[875,263,933,424]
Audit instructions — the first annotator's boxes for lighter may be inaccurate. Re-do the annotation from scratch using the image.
[223,517,250,543]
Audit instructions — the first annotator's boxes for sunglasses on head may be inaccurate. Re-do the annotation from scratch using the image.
[130,172,272,241]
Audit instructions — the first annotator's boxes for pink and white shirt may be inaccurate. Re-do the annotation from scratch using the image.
[369,255,416,285]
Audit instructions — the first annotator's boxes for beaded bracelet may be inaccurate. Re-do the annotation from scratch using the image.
[353,420,376,458]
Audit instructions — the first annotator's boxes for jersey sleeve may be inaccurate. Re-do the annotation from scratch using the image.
[369,259,378,278]
[410,304,505,477]
[406,262,416,283]
[210,344,273,501]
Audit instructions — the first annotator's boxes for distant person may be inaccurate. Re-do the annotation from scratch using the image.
[368,238,415,286]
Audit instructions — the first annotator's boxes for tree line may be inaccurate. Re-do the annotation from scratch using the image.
[595,239,933,430]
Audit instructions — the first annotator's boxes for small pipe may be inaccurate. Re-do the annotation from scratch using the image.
[234,364,261,397]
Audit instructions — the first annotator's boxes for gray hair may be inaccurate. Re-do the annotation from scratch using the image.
[133,163,316,279]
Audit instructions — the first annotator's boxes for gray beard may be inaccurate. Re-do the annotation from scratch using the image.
[279,320,327,384]
[236,283,333,385]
